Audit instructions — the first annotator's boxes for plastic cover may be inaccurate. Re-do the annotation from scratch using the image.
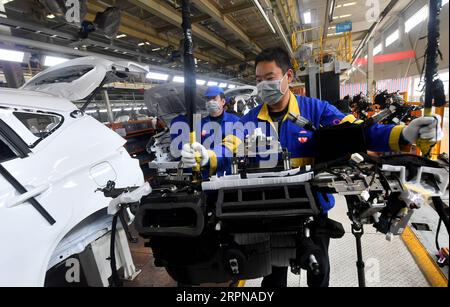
[144,83,208,126]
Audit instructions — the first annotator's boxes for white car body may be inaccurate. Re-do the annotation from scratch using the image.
[0,57,147,286]
[224,86,257,102]
[224,86,258,115]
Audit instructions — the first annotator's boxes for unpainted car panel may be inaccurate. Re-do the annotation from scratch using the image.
[21,56,148,101]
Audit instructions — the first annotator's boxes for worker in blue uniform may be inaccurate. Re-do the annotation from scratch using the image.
[170,86,240,170]
[201,86,240,150]
[180,47,444,287]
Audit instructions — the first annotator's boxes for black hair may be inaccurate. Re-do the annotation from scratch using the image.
[255,47,293,73]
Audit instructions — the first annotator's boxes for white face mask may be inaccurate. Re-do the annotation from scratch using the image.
[256,73,288,106]
[206,99,223,115]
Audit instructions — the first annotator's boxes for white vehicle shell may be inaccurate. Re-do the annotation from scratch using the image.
[0,57,147,286]
[224,86,258,115]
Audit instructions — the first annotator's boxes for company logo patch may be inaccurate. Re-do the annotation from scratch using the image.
[298,137,309,144]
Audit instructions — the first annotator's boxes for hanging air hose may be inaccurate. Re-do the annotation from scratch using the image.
[181,0,201,180]
[417,0,443,158]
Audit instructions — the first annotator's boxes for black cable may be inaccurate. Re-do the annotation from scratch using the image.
[435,218,442,252]
[109,208,123,287]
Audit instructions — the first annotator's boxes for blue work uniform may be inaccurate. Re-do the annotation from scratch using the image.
[170,112,240,177]
[200,112,241,150]
[207,92,406,213]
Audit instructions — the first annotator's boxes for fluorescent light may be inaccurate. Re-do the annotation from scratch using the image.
[333,14,352,20]
[252,0,276,34]
[303,11,311,24]
[152,48,161,51]
[405,5,428,33]
[228,84,236,89]
[44,56,69,67]
[46,14,55,19]
[207,81,218,86]
[385,30,399,47]
[0,48,24,63]
[196,79,206,85]
[343,2,357,7]
[146,72,169,81]
[85,110,97,114]
[124,108,133,111]
[173,76,185,83]
[99,109,108,113]
[112,108,122,112]
[219,83,228,88]
[116,34,127,39]
[138,42,145,46]
[373,43,382,56]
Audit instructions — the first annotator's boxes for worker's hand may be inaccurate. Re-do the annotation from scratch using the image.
[181,142,210,168]
[402,115,443,144]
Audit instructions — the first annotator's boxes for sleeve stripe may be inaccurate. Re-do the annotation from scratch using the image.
[389,125,405,152]
[207,150,217,175]
[340,114,363,125]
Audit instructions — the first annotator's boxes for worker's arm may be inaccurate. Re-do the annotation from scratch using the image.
[318,100,409,152]
[181,118,246,176]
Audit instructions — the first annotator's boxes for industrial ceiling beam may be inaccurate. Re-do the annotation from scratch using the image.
[155,14,210,32]
[275,0,293,37]
[154,2,254,33]
[255,0,295,58]
[221,2,254,15]
[191,0,262,55]
[86,2,224,65]
[128,0,247,61]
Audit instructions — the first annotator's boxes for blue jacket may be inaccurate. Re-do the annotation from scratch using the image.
[170,112,240,150]
[200,112,241,150]
[207,93,405,213]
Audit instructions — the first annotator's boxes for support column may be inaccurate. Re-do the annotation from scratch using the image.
[367,38,375,101]
[1,2,25,88]
[308,64,318,98]
[102,90,114,124]
[2,61,25,88]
